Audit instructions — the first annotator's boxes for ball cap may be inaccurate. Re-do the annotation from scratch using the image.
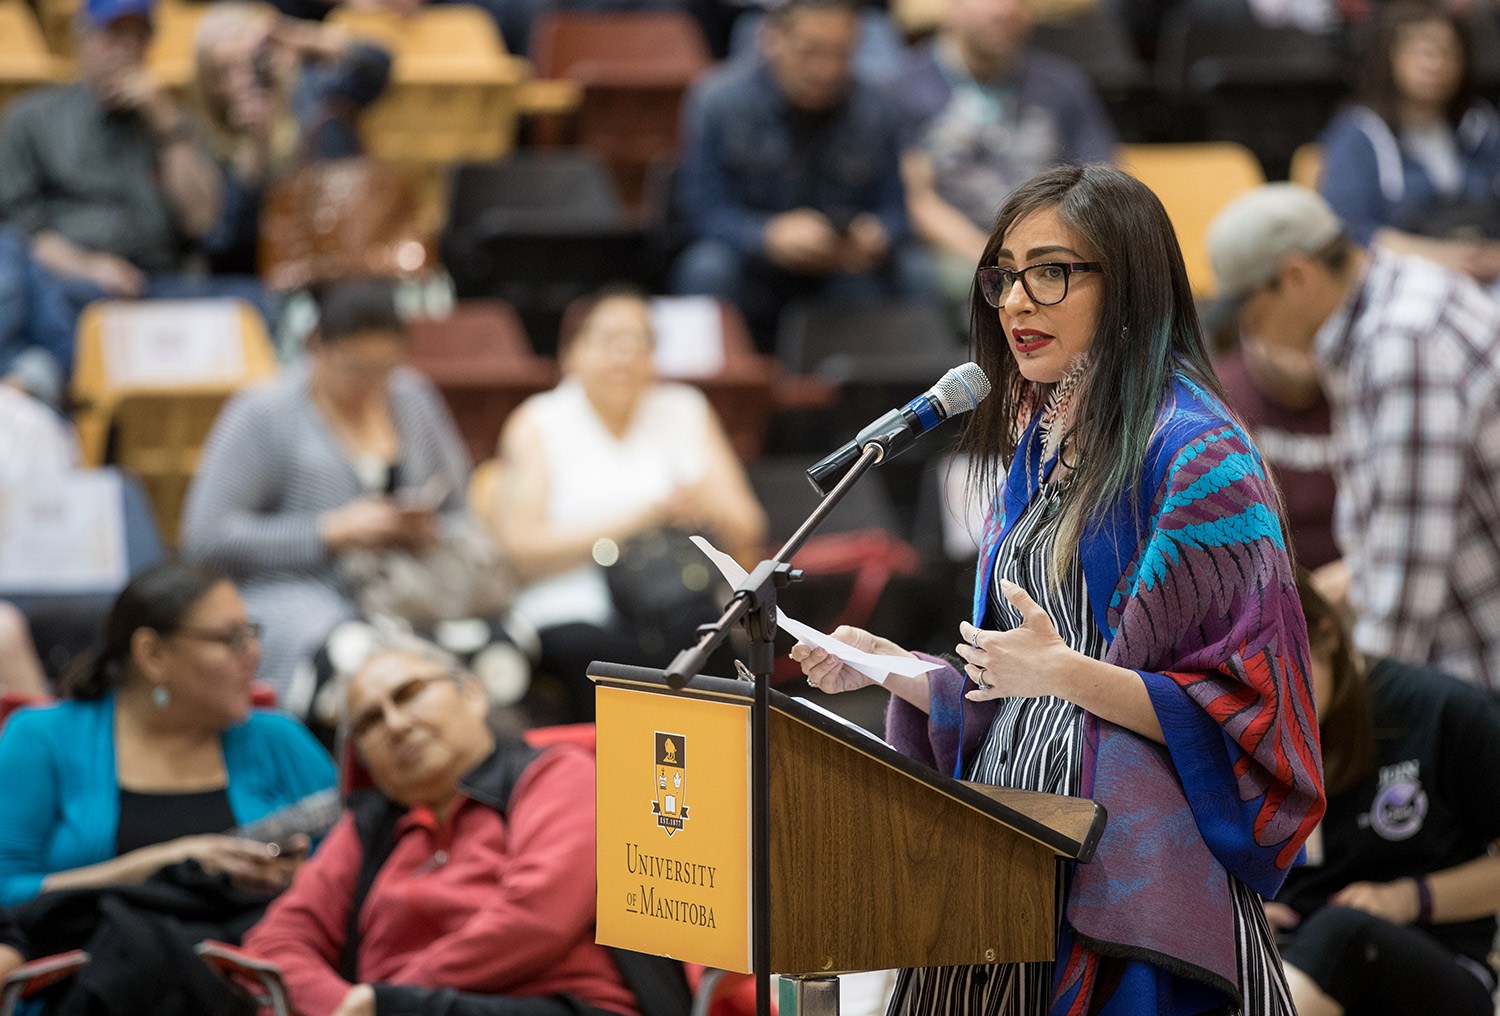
[79,0,155,30]
[1206,183,1347,309]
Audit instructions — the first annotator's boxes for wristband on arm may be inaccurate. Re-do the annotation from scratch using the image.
[1413,875,1433,925]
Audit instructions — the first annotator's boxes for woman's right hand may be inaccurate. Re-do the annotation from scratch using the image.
[157,834,303,895]
[789,626,913,694]
[321,497,405,553]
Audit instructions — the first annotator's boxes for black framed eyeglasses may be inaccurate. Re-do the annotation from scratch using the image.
[170,622,264,654]
[976,262,1103,308]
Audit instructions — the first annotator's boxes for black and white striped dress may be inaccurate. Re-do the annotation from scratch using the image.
[888,481,1295,1016]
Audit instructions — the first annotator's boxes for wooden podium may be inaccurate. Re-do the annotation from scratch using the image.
[591,662,1106,1015]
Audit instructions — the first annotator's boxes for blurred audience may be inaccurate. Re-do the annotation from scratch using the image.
[0,560,334,908]
[1213,336,1339,569]
[0,0,270,395]
[193,4,393,276]
[897,0,1116,312]
[672,0,930,346]
[1209,183,1500,690]
[181,279,473,709]
[242,636,640,1016]
[494,289,766,719]
[1270,569,1500,1016]
[1319,2,1500,285]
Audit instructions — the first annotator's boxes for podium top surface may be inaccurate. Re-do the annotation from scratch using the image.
[591,662,1105,862]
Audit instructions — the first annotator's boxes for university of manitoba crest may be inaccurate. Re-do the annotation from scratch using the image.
[652,732,689,836]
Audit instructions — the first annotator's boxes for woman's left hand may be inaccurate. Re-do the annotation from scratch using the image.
[1329,879,1421,925]
[957,579,1080,702]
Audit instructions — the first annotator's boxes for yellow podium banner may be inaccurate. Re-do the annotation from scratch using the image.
[596,685,752,973]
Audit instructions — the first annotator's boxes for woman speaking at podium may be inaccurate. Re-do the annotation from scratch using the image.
[791,164,1325,1016]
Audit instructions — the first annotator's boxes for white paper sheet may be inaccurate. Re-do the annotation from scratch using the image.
[100,300,246,386]
[650,297,725,378]
[0,470,127,593]
[689,536,942,685]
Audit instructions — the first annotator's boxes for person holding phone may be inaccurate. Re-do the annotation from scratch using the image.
[182,279,474,710]
[0,560,334,907]
[190,3,392,275]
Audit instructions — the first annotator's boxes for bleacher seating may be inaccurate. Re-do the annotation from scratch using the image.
[0,1,65,119]
[1119,142,1266,298]
[442,149,647,355]
[1155,12,1349,180]
[1289,142,1322,191]
[529,11,712,214]
[329,5,527,166]
[70,300,279,543]
[407,299,559,464]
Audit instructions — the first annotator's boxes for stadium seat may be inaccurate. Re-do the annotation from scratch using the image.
[329,6,527,166]
[774,301,965,386]
[407,299,559,463]
[1119,142,1266,298]
[528,11,711,212]
[71,299,279,467]
[1289,142,1322,190]
[442,150,647,355]
[0,1,65,119]
[142,0,203,96]
[70,300,279,542]
[1155,12,1349,179]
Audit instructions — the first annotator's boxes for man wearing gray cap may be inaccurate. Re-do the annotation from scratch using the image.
[1207,183,1500,691]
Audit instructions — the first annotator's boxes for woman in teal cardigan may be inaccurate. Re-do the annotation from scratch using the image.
[0,561,335,907]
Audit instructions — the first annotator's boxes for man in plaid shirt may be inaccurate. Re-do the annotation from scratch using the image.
[1208,184,1500,689]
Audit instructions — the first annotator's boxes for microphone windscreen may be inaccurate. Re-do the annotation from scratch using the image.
[931,362,992,417]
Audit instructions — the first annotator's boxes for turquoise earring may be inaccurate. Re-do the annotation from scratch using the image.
[152,684,170,710]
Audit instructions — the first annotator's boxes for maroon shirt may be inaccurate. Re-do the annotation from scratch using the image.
[1215,349,1341,569]
[244,746,638,1016]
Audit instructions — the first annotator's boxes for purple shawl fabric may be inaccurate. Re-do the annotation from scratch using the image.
[886,377,1325,1013]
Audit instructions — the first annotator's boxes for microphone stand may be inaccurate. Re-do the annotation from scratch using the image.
[664,441,885,1016]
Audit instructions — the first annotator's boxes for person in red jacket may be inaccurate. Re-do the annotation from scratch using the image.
[242,637,640,1016]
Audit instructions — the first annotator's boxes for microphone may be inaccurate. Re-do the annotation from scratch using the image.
[806,362,991,496]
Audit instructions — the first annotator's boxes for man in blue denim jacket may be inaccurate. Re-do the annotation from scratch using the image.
[672,0,929,346]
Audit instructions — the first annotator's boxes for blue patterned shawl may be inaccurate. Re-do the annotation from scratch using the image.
[886,376,1325,1016]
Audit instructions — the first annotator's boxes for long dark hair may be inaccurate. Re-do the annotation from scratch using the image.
[62,561,230,700]
[959,164,1224,578]
[313,278,406,346]
[1294,567,1376,795]
[1357,1,1477,134]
